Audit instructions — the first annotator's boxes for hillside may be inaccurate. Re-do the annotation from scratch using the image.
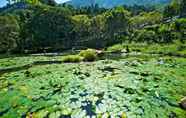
[66,0,171,8]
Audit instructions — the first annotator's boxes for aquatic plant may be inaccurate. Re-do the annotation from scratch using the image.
[62,55,83,63]
[79,49,97,62]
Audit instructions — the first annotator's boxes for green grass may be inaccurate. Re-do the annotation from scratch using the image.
[107,42,186,55]
[107,44,124,52]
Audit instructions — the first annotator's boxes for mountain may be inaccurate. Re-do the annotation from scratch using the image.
[0,2,29,13]
[65,0,171,8]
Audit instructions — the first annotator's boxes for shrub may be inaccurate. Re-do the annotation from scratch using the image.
[107,44,123,52]
[62,55,83,63]
[135,30,157,43]
[79,49,97,61]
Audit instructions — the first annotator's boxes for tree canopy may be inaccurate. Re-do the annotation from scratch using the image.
[0,0,185,53]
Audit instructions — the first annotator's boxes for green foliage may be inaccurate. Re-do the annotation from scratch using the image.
[62,55,83,63]
[61,49,98,63]
[104,7,130,45]
[174,18,186,42]
[134,29,157,43]
[175,18,186,31]
[157,24,174,43]
[27,0,40,5]
[39,0,56,6]
[163,0,181,18]
[71,15,92,47]
[0,1,184,53]
[0,15,20,53]
[104,7,130,31]
[1,2,186,117]
[79,49,97,61]
[28,6,73,50]
[88,14,107,47]
[180,0,186,17]
[130,11,163,29]
[7,0,40,5]
[108,41,186,56]
[1,54,186,117]
[107,44,124,52]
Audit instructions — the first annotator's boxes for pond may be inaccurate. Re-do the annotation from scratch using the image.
[0,54,186,118]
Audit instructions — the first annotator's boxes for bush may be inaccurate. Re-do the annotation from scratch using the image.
[135,30,157,43]
[107,44,123,52]
[79,49,97,61]
[62,55,83,63]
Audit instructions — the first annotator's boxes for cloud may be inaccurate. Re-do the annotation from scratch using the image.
[55,0,71,3]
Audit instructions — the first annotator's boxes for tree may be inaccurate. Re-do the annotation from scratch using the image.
[158,24,173,43]
[130,11,163,29]
[28,7,73,51]
[133,29,157,43]
[14,9,34,53]
[71,15,91,48]
[180,0,186,17]
[104,7,130,45]
[89,14,106,47]
[0,15,20,53]
[6,0,40,5]
[39,0,56,6]
[175,18,186,42]
[163,0,181,18]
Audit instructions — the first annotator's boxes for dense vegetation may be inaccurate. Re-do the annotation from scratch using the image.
[0,0,185,53]
[0,0,186,117]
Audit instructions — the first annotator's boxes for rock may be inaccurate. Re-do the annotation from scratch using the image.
[179,97,186,110]
[96,50,104,56]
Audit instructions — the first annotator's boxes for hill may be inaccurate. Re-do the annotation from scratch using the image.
[65,0,171,8]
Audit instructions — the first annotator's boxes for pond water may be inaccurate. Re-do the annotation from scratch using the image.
[0,54,186,118]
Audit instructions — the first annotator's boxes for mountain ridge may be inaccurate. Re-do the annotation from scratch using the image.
[65,0,171,8]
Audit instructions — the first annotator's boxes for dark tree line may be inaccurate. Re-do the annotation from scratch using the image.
[0,0,185,53]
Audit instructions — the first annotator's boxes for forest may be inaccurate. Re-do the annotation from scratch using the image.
[0,0,186,118]
[0,0,185,53]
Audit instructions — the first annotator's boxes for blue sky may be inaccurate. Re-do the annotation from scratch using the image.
[0,0,7,7]
[0,0,70,7]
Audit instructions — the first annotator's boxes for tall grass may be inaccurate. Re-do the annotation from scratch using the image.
[107,42,186,55]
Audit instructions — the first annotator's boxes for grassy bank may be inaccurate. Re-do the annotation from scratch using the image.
[107,42,186,56]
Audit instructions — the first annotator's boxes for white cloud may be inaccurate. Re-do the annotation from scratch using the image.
[55,0,71,4]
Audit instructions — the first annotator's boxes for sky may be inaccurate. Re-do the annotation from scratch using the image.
[0,0,7,7]
[0,0,70,8]
[56,0,70,3]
